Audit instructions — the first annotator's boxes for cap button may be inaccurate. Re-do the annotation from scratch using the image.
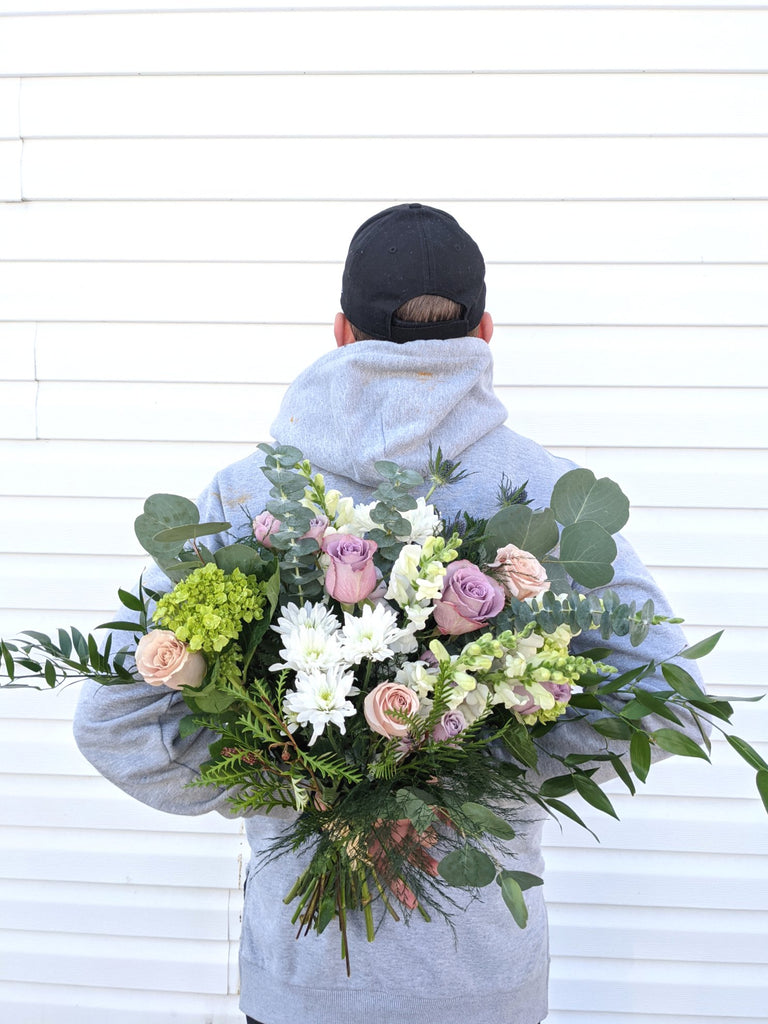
[408,203,421,209]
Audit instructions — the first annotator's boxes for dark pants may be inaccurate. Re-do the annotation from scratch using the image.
[245,1018,264,1024]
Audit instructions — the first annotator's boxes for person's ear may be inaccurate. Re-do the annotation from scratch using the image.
[334,313,357,347]
[475,312,494,344]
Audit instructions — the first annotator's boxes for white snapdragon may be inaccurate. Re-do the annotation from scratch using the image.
[395,659,439,701]
[398,497,441,545]
[282,666,357,746]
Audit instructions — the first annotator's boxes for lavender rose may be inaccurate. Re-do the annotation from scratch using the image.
[135,630,207,690]
[432,559,505,635]
[304,515,329,544]
[486,543,550,601]
[323,534,379,604]
[432,709,467,743]
[252,511,281,548]
[364,682,420,738]
[540,679,572,704]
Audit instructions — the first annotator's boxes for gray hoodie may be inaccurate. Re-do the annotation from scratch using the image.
[74,337,701,1024]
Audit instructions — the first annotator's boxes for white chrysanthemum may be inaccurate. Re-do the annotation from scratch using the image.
[282,666,357,746]
[272,601,340,639]
[398,497,441,544]
[339,604,402,664]
[272,624,345,675]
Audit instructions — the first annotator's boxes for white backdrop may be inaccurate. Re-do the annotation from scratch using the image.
[1,3,767,1023]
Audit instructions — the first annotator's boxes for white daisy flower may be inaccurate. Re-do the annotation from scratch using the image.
[282,666,357,746]
[339,604,402,664]
[272,623,345,675]
[272,601,340,639]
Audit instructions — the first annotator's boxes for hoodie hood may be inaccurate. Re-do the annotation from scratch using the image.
[270,337,508,487]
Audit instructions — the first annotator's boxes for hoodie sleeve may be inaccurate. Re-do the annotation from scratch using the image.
[531,529,710,785]
[72,473,263,819]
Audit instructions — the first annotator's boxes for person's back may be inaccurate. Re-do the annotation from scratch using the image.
[74,204,701,1024]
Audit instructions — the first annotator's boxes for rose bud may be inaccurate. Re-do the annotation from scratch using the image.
[322,534,378,604]
[252,511,281,548]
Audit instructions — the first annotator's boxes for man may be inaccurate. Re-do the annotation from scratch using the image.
[74,203,701,1024]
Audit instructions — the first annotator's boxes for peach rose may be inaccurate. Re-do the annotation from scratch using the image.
[486,544,550,601]
[135,630,207,690]
[363,682,420,738]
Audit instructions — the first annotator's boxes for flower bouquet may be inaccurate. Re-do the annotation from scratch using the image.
[2,445,766,974]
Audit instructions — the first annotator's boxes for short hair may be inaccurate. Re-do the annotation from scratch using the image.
[349,294,467,342]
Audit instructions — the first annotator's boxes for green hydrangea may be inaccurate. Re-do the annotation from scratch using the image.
[153,563,265,654]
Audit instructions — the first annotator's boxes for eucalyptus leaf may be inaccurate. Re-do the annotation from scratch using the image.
[438,846,496,888]
[551,468,629,534]
[483,505,559,561]
[214,544,265,575]
[460,802,516,840]
[153,521,231,544]
[135,493,200,560]
[558,521,617,589]
[497,873,528,927]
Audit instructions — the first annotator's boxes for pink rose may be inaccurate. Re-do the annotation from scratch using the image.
[252,511,281,548]
[322,534,378,604]
[486,544,550,601]
[135,630,207,690]
[432,559,505,635]
[432,709,466,743]
[303,515,329,544]
[364,682,420,738]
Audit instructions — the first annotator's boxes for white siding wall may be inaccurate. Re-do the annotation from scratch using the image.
[1,3,766,1022]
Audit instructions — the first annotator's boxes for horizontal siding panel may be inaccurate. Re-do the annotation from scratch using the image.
[20,73,768,137]
[0,140,21,201]
[4,496,765,568]
[548,904,768,965]
[0,982,241,1024]
[652,567,766,629]
[5,262,768,326]
[29,323,768,389]
[0,324,35,378]
[0,775,248,834]
[3,439,766,509]
[0,552,146,610]
[0,79,19,139]
[543,848,767,910]
[0,439,255,497]
[0,382,36,439]
[21,137,768,200]
[4,200,768,263]
[0,826,242,887]
[0,878,232,940]
[0,930,230,994]
[27,381,768,446]
[550,958,767,1017]
[2,10,766,75]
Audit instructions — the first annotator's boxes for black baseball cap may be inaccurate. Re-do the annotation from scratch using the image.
[340,203,486,343]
